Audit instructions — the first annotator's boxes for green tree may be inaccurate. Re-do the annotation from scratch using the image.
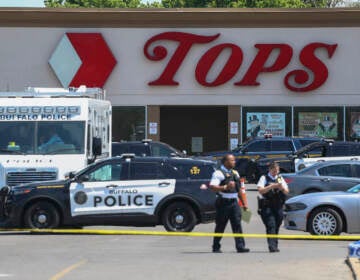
[347,0,360,6]
[45,0,143,8]
[243,0,306,7]
[302,0,343,8]
[45,0,341,8]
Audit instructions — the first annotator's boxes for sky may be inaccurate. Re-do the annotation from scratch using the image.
[0,0,45,7]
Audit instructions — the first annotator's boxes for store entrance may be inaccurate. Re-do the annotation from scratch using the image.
[160,106,228,154]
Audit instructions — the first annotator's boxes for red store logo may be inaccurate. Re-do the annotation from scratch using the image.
[144,32,338,93]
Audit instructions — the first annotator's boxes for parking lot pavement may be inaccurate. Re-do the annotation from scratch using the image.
[0,190,353,280]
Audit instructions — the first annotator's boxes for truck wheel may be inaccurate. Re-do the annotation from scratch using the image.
[24,201,60,229]
[308,207,343,235]
[162,202,197,232]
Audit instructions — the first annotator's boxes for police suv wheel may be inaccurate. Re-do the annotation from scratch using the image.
[24,201,60,229]
[162,202,197,232]
[308,207,343,235]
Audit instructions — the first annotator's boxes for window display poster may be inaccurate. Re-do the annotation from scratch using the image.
[246,112,286,138]
[349,111,360,139]
[298,112,338,138]
[149,122,157,135]
[230,122,238,134]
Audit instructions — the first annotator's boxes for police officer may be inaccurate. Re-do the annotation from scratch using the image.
[210,154,250,253]
[257,162,289,253]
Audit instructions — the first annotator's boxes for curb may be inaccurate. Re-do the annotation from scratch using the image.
[347,257,360,280]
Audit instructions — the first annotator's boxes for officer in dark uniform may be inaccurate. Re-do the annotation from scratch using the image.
[257,162,289,253]
[209,154,250,253]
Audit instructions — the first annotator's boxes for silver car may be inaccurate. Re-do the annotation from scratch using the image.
[283,160,360,197]
[284,184,360,235]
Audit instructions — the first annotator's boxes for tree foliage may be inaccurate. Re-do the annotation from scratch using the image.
[347,0,360,6]
[44,0,345,8]
[302,0,343,8]
[45,0,142,8]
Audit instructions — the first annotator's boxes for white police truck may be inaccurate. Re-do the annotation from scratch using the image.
[0,86,111,187]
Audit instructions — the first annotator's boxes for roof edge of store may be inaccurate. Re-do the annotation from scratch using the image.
[0,8,359,27]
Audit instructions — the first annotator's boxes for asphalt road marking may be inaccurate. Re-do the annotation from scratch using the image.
[0,274,13,277]
[50,259,87,280]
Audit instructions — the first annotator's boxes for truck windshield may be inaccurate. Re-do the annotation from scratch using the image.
[0,121,85,155]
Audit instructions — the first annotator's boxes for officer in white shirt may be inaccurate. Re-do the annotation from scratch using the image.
[257,161,289,253]
[209,154,250,253]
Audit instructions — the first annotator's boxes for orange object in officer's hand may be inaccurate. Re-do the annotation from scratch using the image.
[238,178,248,208]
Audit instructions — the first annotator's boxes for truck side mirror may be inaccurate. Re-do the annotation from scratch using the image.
[92,137,102,156]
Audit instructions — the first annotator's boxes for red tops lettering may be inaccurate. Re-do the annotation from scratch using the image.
[144,32,337,93]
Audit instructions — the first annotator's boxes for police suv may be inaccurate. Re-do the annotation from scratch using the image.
[255,139,360,176]
[203,136,320,182]
[0,155,216,232]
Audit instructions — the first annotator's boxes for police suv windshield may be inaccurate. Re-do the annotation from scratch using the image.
[0,121,85,155]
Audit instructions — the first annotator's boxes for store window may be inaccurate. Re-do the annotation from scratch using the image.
[112,107,145,142]
[346,107,360,141]
[242,107,292,141]
[294,107,343,140]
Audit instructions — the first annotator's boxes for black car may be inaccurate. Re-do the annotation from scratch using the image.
[256,140,360,177]
[112,139,186,158]
[203,136,321,182]
[0,155,216,232]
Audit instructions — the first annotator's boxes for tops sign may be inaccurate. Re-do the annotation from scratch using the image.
[144,32,338,92]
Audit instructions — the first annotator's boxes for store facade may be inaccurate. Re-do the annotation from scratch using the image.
[0,9,359,153]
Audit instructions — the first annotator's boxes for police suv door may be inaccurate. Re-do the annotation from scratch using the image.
[69,160,129,217]
[126,160,175,215]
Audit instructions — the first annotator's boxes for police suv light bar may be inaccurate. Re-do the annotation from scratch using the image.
[142,139,153,143]
[264,133,273,139]
[323,138,335,143]
[119,153,136,159]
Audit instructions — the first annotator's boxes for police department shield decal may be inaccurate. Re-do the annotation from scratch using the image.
[74,191,88,205]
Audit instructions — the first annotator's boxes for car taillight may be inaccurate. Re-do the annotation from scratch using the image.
[284,178,294,184]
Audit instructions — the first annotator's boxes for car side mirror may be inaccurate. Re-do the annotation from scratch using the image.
[76,174,89,183]
[66,171,76,179]
[288,154,297,160]
[92,137,102,156]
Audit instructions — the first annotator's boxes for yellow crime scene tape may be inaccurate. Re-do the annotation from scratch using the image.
[0,228,360,241]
